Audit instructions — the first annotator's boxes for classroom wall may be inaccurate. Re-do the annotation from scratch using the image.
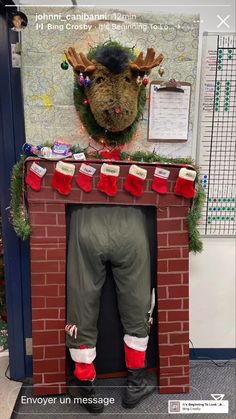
[20,0,235,348]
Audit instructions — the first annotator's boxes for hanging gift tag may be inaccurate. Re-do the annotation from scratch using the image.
[79,163,96,176]
[73,152,86,161]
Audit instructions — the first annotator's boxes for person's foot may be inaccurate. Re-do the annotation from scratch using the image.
[122,365,156,409]
[68,377,104,413]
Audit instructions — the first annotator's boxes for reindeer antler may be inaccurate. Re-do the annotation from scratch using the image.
[64,47,96,73]
[130,48,164,72]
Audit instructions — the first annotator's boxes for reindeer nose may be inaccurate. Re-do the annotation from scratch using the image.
[114,107,122,114]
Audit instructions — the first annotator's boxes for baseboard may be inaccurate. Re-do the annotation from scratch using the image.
[190,348,236,360]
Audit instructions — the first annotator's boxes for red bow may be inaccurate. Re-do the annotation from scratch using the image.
[100,149,121,160]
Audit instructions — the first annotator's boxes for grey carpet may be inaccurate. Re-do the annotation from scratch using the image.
[10,361,236,418]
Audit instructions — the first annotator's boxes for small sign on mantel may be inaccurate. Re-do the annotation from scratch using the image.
[148,81,191,142]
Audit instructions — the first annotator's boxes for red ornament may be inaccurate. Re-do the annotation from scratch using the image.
[142,77,149,87]
[83,99,89,105]
[115,107,121,114]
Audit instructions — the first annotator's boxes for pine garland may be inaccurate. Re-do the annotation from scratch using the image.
[10,150,205,252]
[73,40,147,145]
[10,156,31,240]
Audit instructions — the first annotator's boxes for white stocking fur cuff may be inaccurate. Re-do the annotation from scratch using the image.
[101,163,120,176]
[129,165,147,180]
[179,167,196,181]
[56,161,75,176]
[79,163,96,176]
[31,162,47,178]
[124,334,148,351]
[69,347,96,363]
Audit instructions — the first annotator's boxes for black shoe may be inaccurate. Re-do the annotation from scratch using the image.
[68,377,104,413]
[122,365,156,409]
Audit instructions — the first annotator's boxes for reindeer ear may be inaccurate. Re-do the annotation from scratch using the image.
[64,48,96,73]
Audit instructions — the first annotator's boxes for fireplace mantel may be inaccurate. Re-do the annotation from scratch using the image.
[26,158,192,396]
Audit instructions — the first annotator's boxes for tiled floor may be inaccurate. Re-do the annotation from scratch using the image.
[0,353,22,419]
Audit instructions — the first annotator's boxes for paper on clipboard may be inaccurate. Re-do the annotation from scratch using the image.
[148,82,191,142]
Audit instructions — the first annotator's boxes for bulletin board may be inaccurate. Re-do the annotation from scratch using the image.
[197,33,236,236]
[20,6,199,158]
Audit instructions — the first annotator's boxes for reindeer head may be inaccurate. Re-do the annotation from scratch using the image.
[65,43,164,143]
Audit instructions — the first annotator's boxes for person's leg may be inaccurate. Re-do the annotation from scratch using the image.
[111,206,155,408]
[66,206,107,381]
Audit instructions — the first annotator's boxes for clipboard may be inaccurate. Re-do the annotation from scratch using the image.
[148,79,191,142]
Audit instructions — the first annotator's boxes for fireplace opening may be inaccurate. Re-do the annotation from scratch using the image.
[66,204,157,377]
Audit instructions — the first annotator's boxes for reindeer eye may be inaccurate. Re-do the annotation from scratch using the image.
[95,76,105,84]
[125,76,131,83]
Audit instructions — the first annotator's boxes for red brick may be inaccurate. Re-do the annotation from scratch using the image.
[158,322,182,333]
[160,367,183,376]
[59,308,66,319]
[47,249,66,260]
[46,273,65,284]
[46,297,65,308]
[168,232,188,246]
[134,192,157,206]
[168,259,188,272]
[168,311,188,322]
[46,204,65,213]
[158,311,167,322]
[47,227,66,237]
[32,308,59,320]
[57,214,66,224]
[59,330,66,344]
[157,207,169,219]
[168,286,189,298]
[33,331,59,346]
[158,219,181,232]
[169,333,189,344]
[158,286,167,299]
[29,203,46,213]
[31,297,45,308]
[182,322,189,331]
[159,345,182,356]
[33,346,44,360]
[34,359,59,373]
[31,261,59,273]
[158,300,182,310]
[44,345,66,359]
[59,285,66,297]
[181,247,189,258]
[158,260,168,272]
[158,273,182,285]
[45,320,65,330]
[32,285,59,297]
[44,373,66,384]
[158,248,181,259]
[169,376,189,385]
[31,249,46,260]
[182,273,189,284]
[169,206,189,218]
[159,193,182,206]
[158,233,168,247]
[59,261,66,273]
[32,320,45,330]
[182,219,188,232]
[33,373,43,385]
[158,334,168,344]
[182,299,189,309]
[159,357,169,367]
[59,359,66,372]
[31,273,46,285]
[32,214,57,225]
[169,356,189,366]
[182,344,189,355]
[159,377,168,386]
[31,226,46,237]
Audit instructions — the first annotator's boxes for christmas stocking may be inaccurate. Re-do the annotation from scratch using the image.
[26,162,47,191]
[174,167,196,198]
[152,167,170,194]
[51,161,75,195]
[76,163,96,193]
[124,165,147,197]
[97,163,120,197]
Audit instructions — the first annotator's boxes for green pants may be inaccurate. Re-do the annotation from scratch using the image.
[66,205,152,350]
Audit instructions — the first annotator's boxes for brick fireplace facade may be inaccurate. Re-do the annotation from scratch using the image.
[26,158,192,396]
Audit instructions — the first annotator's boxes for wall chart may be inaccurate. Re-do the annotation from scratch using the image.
[198,33,236,236]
